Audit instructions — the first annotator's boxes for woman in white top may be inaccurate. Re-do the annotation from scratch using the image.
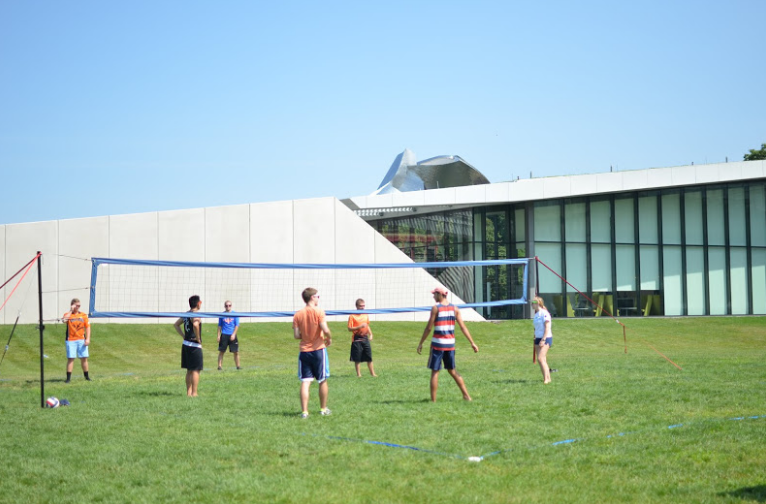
[532,296,553,384]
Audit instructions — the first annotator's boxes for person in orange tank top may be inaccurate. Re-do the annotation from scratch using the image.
[62,298,91,383]
[347,298,377,377]
[293,288,333,418]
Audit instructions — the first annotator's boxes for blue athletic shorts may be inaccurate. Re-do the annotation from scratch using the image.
[534,337,553,347]
[65,340,89,359]
[298,348,330,383]
[427,348,455,371]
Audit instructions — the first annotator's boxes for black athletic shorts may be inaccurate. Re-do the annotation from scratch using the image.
[182,345,203,371]
[349,339,372,362]
[218,334,239,353]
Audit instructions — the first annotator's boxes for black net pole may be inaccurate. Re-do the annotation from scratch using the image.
[37,251,45,408]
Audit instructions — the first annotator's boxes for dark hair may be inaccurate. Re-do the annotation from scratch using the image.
[302,288,317,304]
[189,295,201,308]
[355,298,365,308]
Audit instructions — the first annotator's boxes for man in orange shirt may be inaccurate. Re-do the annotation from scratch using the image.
[63,298,91,383]
[347,298,377,377]
[293,287,332,419]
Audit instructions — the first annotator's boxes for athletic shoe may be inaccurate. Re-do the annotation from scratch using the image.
[320,408,332,416]
[550,368,558,373]
[64,379,70,384]
[85,376,91,381]
[300,412,309,419]
[217,366,222,371]
[236,366,241,370]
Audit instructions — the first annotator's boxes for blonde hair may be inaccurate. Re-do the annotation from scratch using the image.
[534,296,546,310]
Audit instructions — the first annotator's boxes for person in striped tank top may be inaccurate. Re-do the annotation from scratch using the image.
[417,287,479,402]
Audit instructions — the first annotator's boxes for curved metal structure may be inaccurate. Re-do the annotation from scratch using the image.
[374,149,490,195]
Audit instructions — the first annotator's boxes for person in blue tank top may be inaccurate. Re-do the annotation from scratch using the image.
[217,300,241,370]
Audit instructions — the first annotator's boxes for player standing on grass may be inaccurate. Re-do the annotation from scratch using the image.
[174,295,203,397]
[63,298,91,383]
[417,287,479,402]
[217,300,240,370]
[293,287,332,418]
[532,296,553,384]
[347,298,377,377]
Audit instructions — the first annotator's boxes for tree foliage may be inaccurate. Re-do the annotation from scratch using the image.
[744,143,766,161]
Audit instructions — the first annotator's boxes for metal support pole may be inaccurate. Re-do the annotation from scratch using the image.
[37,251,45,408]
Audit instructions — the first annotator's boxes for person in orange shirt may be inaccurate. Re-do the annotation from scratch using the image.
[293,287,332,419]
[62,298,91,383]
[347,298,377,377]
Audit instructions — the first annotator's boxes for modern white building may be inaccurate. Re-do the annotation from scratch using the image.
[1,154,764,324]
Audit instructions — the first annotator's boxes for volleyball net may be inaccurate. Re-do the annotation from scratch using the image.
[88,257,531,319]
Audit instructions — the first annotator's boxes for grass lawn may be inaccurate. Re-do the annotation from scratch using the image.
[0,317,764,503]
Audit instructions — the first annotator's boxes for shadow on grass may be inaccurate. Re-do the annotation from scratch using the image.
[377,398,431,404]
[493,379,533,384]
[136,391,175,397]
[721,485,766,502]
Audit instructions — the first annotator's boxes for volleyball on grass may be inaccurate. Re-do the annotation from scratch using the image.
[46,396,60,408]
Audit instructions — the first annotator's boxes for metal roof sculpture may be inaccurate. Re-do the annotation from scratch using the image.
[373,148,490,195]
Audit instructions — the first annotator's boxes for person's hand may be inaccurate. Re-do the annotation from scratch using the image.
[417,343,423,355]
[325,336,332,347]
[539,340,546,348]
[84,339,90,346]
[471,342,479,353]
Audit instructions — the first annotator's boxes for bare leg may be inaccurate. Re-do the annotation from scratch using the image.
[186,371,193,396]
[354,362,361,377]
[233,352,240,368]
[300,380,311,412]
[367,361,377,377]
[430,370,440,402]
[318,379,329,410]
[190,370,200,396]
[218,351,225,369]
[81,357,89,373]
[66,358,75,373]
[446,368,472,401]
[537,344,551,384]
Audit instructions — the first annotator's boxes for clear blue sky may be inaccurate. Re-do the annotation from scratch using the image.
[1,1,764,225]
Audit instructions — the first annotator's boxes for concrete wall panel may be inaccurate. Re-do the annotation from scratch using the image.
[596,172,623,193]
[59,217,109,323]
[0,225,5,325]
[454,184,487,205]
[543,177,572,199]
[205,205,250,262]
[156,209,205,315]
[204,205,251,317]
[5,221,58,323]
[646,168,672,190]
[109,212,159,323]
[671,166,697,186]
[621,169,649,192]
[485,182,511,203]
[250,200,295,320]
[695,164,721,184]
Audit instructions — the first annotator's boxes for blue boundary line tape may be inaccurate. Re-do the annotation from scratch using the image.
[312,414,765,462]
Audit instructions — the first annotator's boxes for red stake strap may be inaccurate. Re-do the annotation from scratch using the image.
[0,253,40,314]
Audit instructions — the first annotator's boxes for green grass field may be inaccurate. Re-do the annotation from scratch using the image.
[1,317,764,504]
